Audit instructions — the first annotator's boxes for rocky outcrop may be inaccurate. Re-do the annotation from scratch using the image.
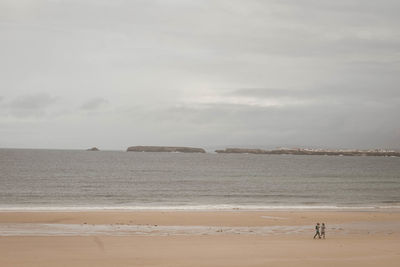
[127,146,206,153]
[215,148,400,157]
[86,147,100,151]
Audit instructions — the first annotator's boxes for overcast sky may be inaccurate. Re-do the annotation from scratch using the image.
[1,0,399,150]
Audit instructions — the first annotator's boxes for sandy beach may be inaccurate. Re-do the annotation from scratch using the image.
[1,210,400,266]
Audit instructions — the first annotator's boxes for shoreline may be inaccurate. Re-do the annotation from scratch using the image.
[1,210,400,226]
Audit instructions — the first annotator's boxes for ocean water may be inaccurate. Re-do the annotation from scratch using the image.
[0,149,399,210]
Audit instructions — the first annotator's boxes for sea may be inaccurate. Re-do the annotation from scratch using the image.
[0,149,399,211]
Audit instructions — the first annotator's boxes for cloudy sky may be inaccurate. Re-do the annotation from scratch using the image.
[1,0,399,150]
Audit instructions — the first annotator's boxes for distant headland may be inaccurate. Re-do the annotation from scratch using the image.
[83,145,399,157]
[215,148,400,157]
[127,146,206,153]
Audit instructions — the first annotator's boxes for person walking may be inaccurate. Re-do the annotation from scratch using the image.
[321,223,326,239]
[313,223,321,239]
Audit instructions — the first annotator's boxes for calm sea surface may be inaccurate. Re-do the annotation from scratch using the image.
[0,149,399,210]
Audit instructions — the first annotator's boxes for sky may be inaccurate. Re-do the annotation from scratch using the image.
[0,0,399,150]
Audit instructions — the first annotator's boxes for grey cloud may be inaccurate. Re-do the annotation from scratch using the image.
[230,88,305,98]
[0,0,399,149]
[8,93,57,110]
[1,93,58,118]
[274,0,400,17]
[149,101,400,149]
[80,97,109,110]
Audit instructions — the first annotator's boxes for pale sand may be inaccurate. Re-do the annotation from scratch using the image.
[1,211,400,266]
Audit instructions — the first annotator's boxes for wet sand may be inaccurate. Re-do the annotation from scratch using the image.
[1,211,399,266]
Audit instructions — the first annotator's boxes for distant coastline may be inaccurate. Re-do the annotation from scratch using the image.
[73,145,400,156]
[215,148,400,157]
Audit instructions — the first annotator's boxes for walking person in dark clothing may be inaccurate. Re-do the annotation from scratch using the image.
[313,223,321,239]
[321,223,326,239]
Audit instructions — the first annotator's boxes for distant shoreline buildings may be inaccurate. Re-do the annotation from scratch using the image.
[214,147,400,157]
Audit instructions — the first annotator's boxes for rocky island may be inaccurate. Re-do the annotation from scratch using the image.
[215,148,400,157]
[127,146,206,153]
